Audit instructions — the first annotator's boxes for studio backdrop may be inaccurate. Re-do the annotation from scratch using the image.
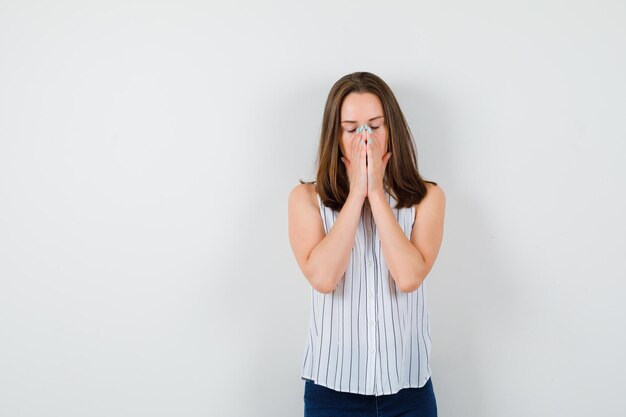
[0,1,624,416]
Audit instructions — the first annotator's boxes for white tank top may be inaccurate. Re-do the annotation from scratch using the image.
[300,189,433,396]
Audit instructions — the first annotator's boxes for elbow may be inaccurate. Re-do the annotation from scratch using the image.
[310,274,338,294]
[314,283,336,294]
[397,279,418,293]
[307,267,340,294]
[303,258,337,294]
[397,271,428,293]
[398,261,435,292]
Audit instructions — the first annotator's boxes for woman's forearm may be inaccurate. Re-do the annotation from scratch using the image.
[368,190,426,292]
[307,192,365,293]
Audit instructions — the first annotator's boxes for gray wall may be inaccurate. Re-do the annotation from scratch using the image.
[1,1,624,416]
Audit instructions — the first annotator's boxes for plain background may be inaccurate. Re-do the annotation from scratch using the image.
[1,1,625,416]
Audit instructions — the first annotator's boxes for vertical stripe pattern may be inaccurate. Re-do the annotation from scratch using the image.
[300,190,433,396]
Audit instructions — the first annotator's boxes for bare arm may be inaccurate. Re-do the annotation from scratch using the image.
[288,184,365,293]
[368,183,446,292]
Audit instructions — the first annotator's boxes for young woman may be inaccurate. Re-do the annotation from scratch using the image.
[288,72,446,417]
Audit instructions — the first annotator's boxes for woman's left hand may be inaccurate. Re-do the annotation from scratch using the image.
[365,131,392,198]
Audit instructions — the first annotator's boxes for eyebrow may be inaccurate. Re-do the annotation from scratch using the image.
[340,116,384,124]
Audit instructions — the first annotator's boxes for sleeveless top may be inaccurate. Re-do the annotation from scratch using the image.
[300,189,433,396]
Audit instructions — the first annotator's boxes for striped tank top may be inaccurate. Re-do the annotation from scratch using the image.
[300,189,433,396]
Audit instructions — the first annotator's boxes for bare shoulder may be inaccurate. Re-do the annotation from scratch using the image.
[414,182,446,220]
[426,182,446,203]
[288,182,318,210]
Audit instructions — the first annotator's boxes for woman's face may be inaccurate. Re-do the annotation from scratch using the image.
[339,92,387,162]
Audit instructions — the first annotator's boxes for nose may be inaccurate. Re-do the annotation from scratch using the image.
[356,124,372,134]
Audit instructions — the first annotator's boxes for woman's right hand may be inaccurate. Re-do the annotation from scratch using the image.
[341,129,368,201]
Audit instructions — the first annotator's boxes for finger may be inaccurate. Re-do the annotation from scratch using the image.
[365,131,373,151]
[357,129,366,149]
[349,135,357,160]
[349,134,360,164]
[370,136,383,160]
[361,134,367,167]
[352,129,364,154]
[366,134,373,157]
[361,134,367,158]
[350,134,362,169]
[354,132,363,160]
[367,133,377,153]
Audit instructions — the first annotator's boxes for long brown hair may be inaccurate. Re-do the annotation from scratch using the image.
[299,71,437,211]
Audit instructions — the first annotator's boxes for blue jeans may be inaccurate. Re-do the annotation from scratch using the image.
[303,377,438,417]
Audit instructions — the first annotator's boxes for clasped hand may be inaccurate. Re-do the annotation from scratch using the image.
[340,124,392,200]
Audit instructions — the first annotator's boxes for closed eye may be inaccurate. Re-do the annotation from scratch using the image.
[347,126,380,133]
